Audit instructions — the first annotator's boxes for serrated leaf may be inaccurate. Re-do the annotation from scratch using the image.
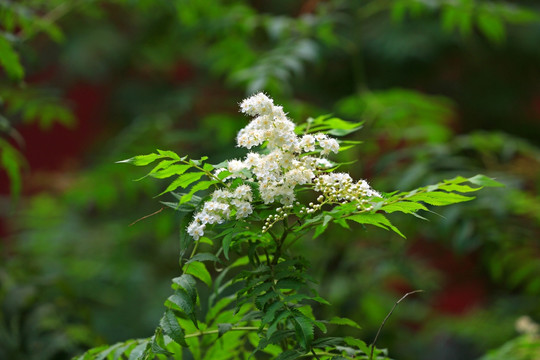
[276,277,304,290]
[348,213,405,238]
[167,288,194,315]
[112,342,137,360]
[217,323,233,338]
[292,313,314,351]
[380,201,428,214]
[312,337,344,348]
[438,183,481,193]
[407,191,474,206]
[187,252,221,264]
[275,350,303,360]
[157,149,181,160]
[160,310,188,347]
[180,180,218,204]
[329,316,362,329]
[159,172,206,196]
[172,274,197,303]
[467,174,504,187]
[183,261,212,287]
[128,342,148,360]
[262,301,285,324]
[151,164,192,179]
[118,153,161,166]
[94,343,123,360]
[151,328,173,355]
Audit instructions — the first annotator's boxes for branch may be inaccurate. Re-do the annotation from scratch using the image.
[369,290,423,360]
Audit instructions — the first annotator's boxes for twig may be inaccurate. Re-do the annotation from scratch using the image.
[129,207,164,226]
[369,290,423,360]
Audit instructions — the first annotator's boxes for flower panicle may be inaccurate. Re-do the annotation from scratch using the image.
[188,93,379,239]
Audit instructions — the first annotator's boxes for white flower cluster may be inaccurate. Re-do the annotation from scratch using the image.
[314,172,381,210]
[186,93,381,239]
[229,93,340,205]
[187,185,252,240]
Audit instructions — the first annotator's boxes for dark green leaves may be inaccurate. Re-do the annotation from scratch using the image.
[160,310,188,347]
[291,312,314,351]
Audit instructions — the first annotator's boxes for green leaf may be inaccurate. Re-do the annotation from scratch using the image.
[348,213,405,238]
[344,337,371,355]
[157,149,181,160]
[151,164,192,179]
[93,343,124,360]
[312,337,344,348]
[380,201,428,214]
[0,140,23,201]
[179,216,194,263]
[217,323,233,338]
[179,180,218,204]
[172,274,198,304]
[217,170,233,180]
[467,174,504,187]
[117,153,161,166]
[275,350,302,360]
[477,12,505,44]
[167,289,194,315]
[128,342,148,360]
[183,261,212,287]
[438,183,481,193]
[262,301,285,324]
[329,316,362,329]
[0,36,24,80]
[187,252,221,264]
[406,191,474,206]
[160,310,188,347]
[222,231,234,260]
[159,172,206,196]
[292,313,314,351]
[276,277,305,290]
[151,328,173,355]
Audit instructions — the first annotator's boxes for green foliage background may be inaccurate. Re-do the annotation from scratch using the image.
[1,0,539,359]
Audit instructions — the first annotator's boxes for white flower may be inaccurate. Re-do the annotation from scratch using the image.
[187,221,205,240]
[299,135,316,152]
[319,138,339,155]
[228,159,247,173]
[239,93,274,116]
[234,185,252,200]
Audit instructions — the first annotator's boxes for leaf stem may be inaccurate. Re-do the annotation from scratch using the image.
[181,158,229,188]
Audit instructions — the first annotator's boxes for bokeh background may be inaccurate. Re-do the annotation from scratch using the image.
[1,1,540,359]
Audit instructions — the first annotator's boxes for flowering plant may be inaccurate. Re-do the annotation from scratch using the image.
[77,93,502,360]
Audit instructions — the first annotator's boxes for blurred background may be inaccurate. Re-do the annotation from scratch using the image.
[1,0,540,359]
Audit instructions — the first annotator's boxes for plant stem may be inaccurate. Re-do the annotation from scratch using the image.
[369,290,423,360]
